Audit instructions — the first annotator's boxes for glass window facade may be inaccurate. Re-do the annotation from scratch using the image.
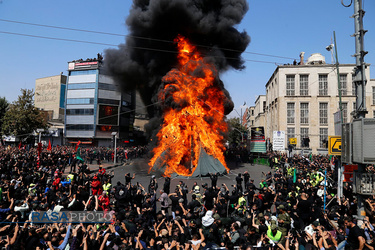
[66,109,94,115]
[98,98,120,105]
[67,83,96,90]
[69,70,97,76]
[66,124,94,131]
[66,98,94,105]
[98,83,117,91]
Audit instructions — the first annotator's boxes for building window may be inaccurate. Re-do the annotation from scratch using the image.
[373,87,375,105]
[66,124,94,131]
[287,127,295,144]
[263,101,266,113]
[66,109,94,115]
[67,83,96,90]
[373,110,375,118]
[287,103,295,124]
[98,83,117,91]
[66,98,94,105]
[69,70,97,76]
[341,102,348,123]
[319,103,328,125]
[320,128,328,148]
[352,75,356,95]
[300,75,309,96]
[300,128,309,147]
[340,74,347,96]
[319,75,328,96]
[98,99,120,105]
[286,75,295,96]
[300,103,309,124]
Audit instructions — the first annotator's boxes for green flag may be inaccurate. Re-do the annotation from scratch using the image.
[293,168,297,183]
[76,147,84,162]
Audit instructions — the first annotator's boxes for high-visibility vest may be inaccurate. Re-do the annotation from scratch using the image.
[103,183,112,192]
[67,174,74,181]
[267,227,282,243]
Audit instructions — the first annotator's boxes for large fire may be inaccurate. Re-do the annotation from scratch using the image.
[149,35,229,177]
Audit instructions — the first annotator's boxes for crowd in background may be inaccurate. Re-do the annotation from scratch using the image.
[0,145,374,250]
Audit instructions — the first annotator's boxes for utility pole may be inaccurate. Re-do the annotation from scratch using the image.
[332,31,344,199]
[347,0,368,218]
[111,132,117,164]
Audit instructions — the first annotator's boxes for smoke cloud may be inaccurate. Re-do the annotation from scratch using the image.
[105,0,250,135]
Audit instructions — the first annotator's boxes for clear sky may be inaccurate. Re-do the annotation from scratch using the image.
[0,0,374,119]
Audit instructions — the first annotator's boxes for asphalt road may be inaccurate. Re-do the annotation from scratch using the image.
[110,158,273,197]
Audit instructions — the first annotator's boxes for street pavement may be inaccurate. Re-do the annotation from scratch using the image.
[63,158,273,192]
[110,158,273,196]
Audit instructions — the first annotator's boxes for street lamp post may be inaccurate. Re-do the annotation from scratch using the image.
[111,132,117,164]
[326,32,344,199]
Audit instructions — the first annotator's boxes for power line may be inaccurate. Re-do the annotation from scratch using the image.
[0,18,296,60]
[0,30,284,65]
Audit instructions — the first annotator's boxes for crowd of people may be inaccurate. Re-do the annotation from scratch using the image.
[0,145,374,250]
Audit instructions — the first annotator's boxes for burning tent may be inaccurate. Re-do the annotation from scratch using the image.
[105,0,250,177]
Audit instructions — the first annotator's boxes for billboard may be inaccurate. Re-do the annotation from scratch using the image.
[250,127,266,153]
[98,105,118,125]
[273,131,285,151]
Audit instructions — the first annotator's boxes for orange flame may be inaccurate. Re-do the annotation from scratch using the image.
[149,35,228,176]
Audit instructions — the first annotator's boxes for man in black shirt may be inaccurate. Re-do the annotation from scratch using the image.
[209,173,218,188]
[236,173,243,193]
[339,216,366,250]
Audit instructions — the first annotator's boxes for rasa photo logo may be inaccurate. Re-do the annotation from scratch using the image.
[31,211,114,223]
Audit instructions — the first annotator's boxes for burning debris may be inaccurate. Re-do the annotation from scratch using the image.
[105,0,250,176]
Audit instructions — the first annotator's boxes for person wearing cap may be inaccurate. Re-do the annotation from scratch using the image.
[277,204,291,239]
[267,224,282,244]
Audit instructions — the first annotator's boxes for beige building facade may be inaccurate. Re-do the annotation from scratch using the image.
[35,74,67,121]
[263,53,374,154]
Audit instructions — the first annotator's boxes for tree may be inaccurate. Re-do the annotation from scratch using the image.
[226,117,248,147]
[0,97,9,136]
[1,89,48,142]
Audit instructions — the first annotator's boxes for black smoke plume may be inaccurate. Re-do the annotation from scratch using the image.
[105,0,250,137]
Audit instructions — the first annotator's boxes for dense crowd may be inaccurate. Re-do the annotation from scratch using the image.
[0,146,374,250]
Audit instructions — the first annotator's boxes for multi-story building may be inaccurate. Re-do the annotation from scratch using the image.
[264,53,375,154]
[243,106,255,128]
[65,56,135,146]
[254,95,267,128]
[35,74,67,121]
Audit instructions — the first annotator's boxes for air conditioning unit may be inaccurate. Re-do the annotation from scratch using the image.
[352,118,375,164]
